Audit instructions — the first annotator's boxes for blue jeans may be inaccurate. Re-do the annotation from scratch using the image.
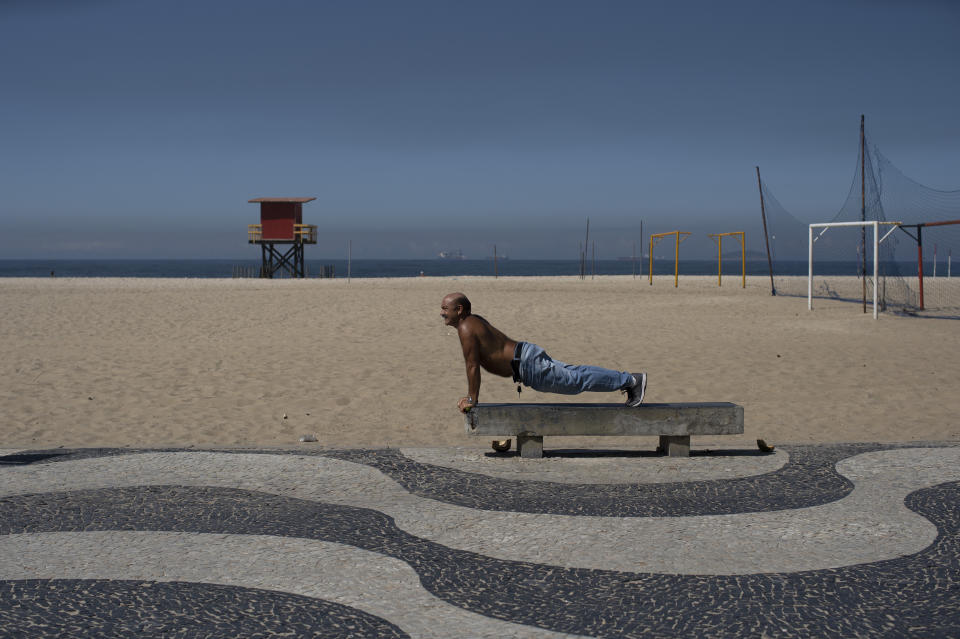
[517,342,632,395]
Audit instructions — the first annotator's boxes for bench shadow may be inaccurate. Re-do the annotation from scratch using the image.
[485,448,772,459]
[0,452,69,466]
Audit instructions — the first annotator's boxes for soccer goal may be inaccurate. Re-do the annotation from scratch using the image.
[808,221,901,319]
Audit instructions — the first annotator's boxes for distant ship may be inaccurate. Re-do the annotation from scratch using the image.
[438,250,466,260]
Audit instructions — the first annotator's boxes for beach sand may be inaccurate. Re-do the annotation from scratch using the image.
[1,275,957,450]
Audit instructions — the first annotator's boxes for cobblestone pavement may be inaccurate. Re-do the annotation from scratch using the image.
[1,443,959,638]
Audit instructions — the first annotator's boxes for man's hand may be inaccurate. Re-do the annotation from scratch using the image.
[457,396,475,413]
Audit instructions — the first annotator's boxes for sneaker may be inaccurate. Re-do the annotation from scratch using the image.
[623,373,647,407]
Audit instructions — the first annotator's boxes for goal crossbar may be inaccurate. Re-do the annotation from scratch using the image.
[808,221,901,319]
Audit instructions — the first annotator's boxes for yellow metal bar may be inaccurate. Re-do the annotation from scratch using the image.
[718,235,723,286]
[708,231,745,288]
[739,232,746,288]
[674,231,679,287]
[649,236,654,285]
[649,231,690,287]
[294,224,318,243]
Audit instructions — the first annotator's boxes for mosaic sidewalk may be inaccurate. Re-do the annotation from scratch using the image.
[1,443,959,638]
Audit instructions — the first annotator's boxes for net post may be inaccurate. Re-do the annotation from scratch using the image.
[860,115,867,315]
[917,225,925,310]
[756,167,776,295]
[808,224,813,311]
[872,222,878,319]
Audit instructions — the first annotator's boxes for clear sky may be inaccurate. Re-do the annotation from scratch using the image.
[2,0,958,259]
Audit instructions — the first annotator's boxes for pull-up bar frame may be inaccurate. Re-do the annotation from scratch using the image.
[707,231,746,288]
[649,231,691,287]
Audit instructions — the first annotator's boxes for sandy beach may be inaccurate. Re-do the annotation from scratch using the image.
[1,275,957,450]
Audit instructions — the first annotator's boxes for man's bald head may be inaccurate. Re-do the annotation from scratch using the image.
[445,292,470,314]
[441,292,471,326]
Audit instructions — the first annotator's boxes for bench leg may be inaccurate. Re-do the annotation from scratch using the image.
[659,435,690,457]
[517,433,543,459]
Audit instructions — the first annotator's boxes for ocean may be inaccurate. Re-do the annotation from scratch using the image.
[0,258,855,279]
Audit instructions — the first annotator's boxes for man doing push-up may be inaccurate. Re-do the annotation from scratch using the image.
[441,292,647,413]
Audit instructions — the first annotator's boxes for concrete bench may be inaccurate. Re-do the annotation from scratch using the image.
[464,402,744,458]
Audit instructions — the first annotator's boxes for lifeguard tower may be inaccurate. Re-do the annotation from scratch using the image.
[247,197,317,278]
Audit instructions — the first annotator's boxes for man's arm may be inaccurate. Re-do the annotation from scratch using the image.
[457,323,482,413]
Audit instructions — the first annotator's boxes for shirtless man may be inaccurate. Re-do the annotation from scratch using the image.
[441,292,646,413]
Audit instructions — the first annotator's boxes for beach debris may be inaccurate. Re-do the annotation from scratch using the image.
[299,434,318,443]
[282,414,288,419]
[491,439,511,453]
[757,439,775,453]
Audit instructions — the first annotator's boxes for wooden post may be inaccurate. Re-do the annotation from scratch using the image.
[756,167,776,295]
[494,244,498,278]
[348,240,352,282]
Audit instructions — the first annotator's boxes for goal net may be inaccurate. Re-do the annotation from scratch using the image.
[758,124,960,315]
[808,221,902,319]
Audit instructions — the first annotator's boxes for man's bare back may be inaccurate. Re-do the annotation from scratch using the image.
[441,292,516,412]
[442,292,648,413]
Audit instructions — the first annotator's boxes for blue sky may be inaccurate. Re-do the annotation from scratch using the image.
[1,0,958,259]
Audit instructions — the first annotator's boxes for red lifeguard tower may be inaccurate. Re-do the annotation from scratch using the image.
[247,197,317,278]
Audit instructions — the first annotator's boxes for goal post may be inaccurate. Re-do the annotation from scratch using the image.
[808,221,900,319]
[649,231,691,287]
[707,231,746,288]
[896,219,960,311]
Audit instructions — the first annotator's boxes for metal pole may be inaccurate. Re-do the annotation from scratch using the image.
[808,225,813,311]
[740,232,746,288]
[717,234,722,286]
[756,167,776,295]
[674,231,679,287]
[348,240,352,282]
[584,218,590,281]
[649,236,654,286]
[494,244,498,278]
[861,115,867,314]
[918,225,925,310]
[873,221,879,319]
